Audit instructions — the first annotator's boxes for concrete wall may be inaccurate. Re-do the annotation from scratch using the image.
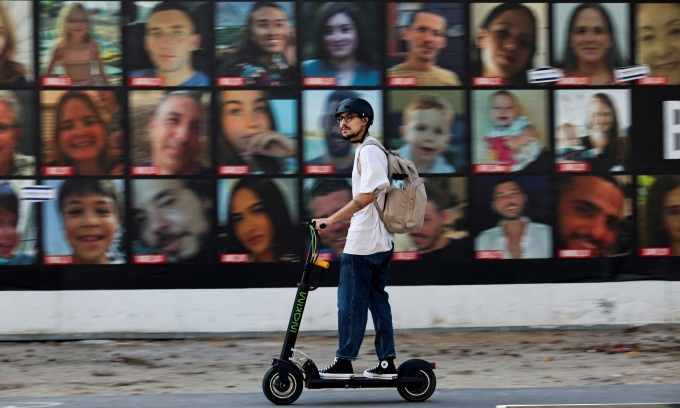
[1,281,678,339]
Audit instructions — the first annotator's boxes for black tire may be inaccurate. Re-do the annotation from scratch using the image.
[262,367,304,405]
[397,369,436,402]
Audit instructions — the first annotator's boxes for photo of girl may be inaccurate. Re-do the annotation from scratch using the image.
[216,2,296,86]
[43,179,124,264]
[471,3,546,86]
[553,3,629,85]
[218,90,297,174]
[640,175,680,256]
[301,2,380,86]
[636,3,680,85]
[42,90,124,176]
[219,178,299,263]
[555,89,630,172]
[41,2,121,86]
[472,90,550,173]
[0,180,36,265]
[0,1,32,85]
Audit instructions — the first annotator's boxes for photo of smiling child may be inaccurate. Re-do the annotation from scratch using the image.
[388,90,465,174]
[41,90,124,176]
[40,1,121,86]
[472,89,550,173]
[0,180,36,265]
[42,179,125,264]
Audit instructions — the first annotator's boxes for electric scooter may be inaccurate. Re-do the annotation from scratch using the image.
[262,222,436,405]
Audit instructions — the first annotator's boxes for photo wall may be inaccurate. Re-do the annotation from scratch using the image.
[1,0,679,290]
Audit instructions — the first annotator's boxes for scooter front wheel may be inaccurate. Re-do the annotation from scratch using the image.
[397,368,436,402]
[262,367,304,405]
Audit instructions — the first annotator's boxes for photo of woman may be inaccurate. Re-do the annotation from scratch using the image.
[636,3,680,85]
[0,180,36,265]
[554,89,630,172]
[41,2,121,86]
[554,3,629,85]
[216,1,296,86]
[471,3,545,86]
[301,2,380,86]
[42,90,124,176]
[0,1,31,85]
[220,178,299,263]
[219,90,297,174]
[43,179,125,264]
[641,175,680,256]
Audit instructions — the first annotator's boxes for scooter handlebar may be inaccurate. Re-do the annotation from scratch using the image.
[301,221,326,229]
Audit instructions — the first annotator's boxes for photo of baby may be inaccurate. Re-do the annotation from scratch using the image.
[472,89,550,173]
[484,91,543,170]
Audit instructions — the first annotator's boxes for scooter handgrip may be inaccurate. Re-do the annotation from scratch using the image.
[314,259,330,269]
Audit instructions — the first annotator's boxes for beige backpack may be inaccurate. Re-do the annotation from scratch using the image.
[357,140,427,234]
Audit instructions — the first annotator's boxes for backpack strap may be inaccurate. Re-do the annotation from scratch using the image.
[356,139,389,219]
[356,139,387,175]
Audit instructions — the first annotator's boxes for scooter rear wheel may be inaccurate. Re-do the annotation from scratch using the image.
[397,368,436,402]
[262,367,304,405]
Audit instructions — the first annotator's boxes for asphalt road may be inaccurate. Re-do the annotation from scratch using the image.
[0,384,678,408]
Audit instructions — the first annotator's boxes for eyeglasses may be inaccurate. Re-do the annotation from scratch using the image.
[0,124,18,134]
[336,114,357,124]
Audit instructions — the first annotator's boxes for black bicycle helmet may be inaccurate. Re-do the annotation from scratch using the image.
[334,97,374,126]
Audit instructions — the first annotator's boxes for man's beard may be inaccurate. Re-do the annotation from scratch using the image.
[499,212,522,221]
[342,129,362,141]
[326,132,351,157]
[410,229,441,252]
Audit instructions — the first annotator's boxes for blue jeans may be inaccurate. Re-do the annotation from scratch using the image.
[336,246,395,361]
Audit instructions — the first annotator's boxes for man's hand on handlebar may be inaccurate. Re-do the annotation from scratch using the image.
[311,218,333,233]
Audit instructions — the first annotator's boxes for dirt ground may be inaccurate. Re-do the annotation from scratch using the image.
[1,326,679,398]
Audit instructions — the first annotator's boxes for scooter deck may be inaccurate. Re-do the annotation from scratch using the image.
[306,376,424,389]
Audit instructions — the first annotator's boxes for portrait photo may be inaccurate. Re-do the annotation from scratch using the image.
[41,90,125,176]
[124,1,211,86]
[471,176,552,259]
[42,178,125,264]
[635,3,680,85]
[0,1,34,85]
[471,89,551,173]
[387,90,466,174]
[0,180,37,265]
[40,1,121,86]
[386,2,465,86]
[128,90,211,175]
[555,174,633,258]
[217,89,297,175]
[553,3,630,85]
[554,88,631,172]
[215,1,296,86]
[218,177,299,263]
[131,178,214,263]
[637,175,680,256]
[470,3,548,86]
[302,89,383,174]
[0,90,37,176]
[300,2,382,86]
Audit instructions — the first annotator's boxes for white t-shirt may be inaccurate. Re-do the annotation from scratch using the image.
[343,137,394,255]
